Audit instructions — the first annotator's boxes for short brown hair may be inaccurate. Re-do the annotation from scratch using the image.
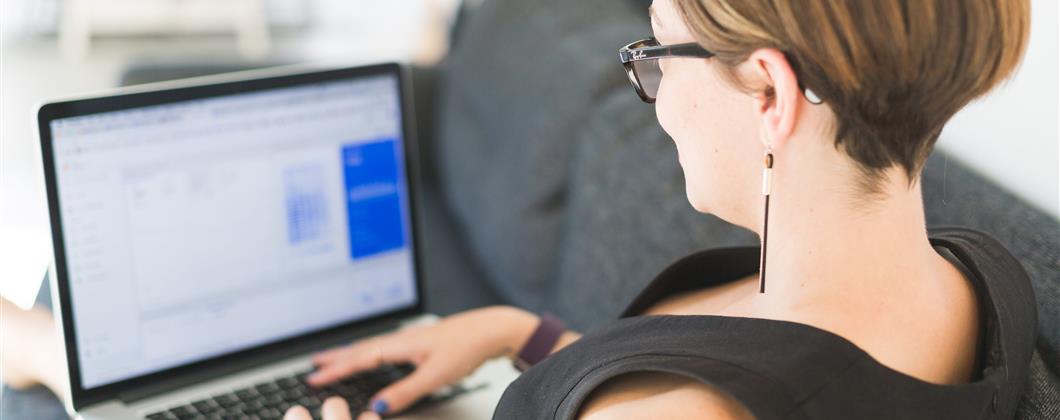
[675,0,1030,194]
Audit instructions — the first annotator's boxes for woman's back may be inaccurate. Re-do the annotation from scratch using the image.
[496,227,1037,419]
[637,240,982,386]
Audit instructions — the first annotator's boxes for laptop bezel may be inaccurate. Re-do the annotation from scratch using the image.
[37,62,428,410]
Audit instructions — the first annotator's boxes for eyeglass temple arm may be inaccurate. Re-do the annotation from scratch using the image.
[619,42,823,104]
[619,43,713,63]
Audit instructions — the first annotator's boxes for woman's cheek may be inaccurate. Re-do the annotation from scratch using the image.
[654,69,682,136]
[654,97,671,136]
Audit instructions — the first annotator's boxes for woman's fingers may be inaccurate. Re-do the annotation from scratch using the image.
[311,344,351,366]
[283,405,312,420]
[357,411,382,420]
[320,397,353,420]
[284,399,354,420]
[308,336,420,386]
[308,340,387,385]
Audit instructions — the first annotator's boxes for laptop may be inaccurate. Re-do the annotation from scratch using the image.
[37,62,519,419]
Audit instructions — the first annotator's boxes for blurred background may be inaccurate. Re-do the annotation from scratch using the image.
[1,0,466,308]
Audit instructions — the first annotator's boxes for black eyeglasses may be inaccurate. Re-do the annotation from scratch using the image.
[619,38,713,103]
[618,37,824,105]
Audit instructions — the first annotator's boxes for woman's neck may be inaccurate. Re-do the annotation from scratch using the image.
[751,168,943,313]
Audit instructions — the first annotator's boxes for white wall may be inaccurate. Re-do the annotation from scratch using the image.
[936,0,1059,218]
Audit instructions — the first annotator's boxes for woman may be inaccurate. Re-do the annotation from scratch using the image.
[3,0,1036,419]
[290,0,1036,418]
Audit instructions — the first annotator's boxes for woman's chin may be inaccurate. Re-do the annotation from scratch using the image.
[685,189,712,214]
[685,189,742,227]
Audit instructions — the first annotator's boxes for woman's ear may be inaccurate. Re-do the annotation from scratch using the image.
[746,48,801,151]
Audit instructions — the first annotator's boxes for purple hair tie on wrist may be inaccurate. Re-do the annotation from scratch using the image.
[513,313,566,372]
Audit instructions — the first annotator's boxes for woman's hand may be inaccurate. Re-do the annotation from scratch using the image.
[284,305,538,418]
[284,397,379,420]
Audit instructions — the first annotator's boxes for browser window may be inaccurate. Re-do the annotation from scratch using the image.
[49,74,418,389]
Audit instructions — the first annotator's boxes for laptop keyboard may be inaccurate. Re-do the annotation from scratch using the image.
[144,363,415,420]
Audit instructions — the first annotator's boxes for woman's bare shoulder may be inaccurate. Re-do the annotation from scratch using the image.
[578,371,755,420]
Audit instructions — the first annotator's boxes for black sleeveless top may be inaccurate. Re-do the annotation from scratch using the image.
[493,227,1038,419]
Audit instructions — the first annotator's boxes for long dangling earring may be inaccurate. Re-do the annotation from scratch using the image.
[759,147,773,294]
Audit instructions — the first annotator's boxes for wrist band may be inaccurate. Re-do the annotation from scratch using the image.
[513,313,566,372]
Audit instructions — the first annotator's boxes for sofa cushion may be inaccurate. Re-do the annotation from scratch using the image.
[435,0,653,310]
[1016,349,1060,419]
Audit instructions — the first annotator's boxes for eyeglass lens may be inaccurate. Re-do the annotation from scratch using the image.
[632,59,662,99]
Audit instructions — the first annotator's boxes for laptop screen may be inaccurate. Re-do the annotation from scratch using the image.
[48,71,419,389]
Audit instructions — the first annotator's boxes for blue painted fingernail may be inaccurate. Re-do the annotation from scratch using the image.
[371,399,389,414]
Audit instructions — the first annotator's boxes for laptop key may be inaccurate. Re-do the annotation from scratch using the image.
[145,364,414,419]
[309,386,334,400]
[169,405,198,418]
[222,403,247,415]
[277,377,301,389]
[235,388,262,402]
[193,399,221,413]
[263,393,285,406]
[168,409,199,420]
[255,382,282,395]
[275,401,294,413]
[282,387,306,400]
[302,396,323,407]
[256,407,282,419]
[245,400,266,411]
[214,393,242,407]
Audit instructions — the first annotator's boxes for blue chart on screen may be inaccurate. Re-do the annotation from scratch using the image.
[284,165,329,245]
[342,138,406,260]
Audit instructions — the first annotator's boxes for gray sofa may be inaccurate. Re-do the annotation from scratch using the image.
[3,0,1057,418]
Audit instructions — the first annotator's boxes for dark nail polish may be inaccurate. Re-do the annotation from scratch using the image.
[371,399,389,414]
